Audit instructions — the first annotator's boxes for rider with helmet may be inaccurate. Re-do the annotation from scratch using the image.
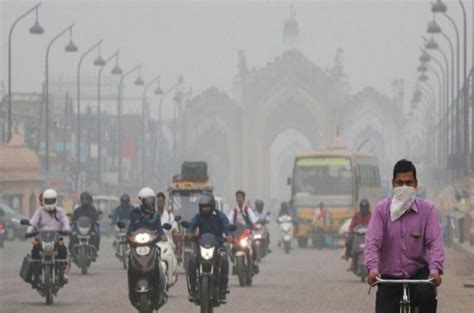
[186,193,232,302]
[71,191,101,253]
[127,187,165,238]
[344,198,372,261]
[111,194,134,225]
[27,189,70,287]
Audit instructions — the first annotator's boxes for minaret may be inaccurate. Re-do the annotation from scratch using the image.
[283,4,299,50]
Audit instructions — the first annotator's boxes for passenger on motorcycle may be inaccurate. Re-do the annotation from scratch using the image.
[70,192,101,253]
[254,199,271,252]
[156,192,178,237]
[344,199,371,261]
[27,189,70,287]
[186,193,232,302]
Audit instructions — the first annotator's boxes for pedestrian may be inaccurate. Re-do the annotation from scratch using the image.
[365,159,444,313]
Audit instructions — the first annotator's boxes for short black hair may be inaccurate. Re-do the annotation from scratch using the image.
[236,190,246,198]
[393,159,417,181]
[156,192,166,200]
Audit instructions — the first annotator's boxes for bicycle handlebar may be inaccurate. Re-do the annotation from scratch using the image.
[368,277,434,294]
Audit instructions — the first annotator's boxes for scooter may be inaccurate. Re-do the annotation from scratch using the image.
[157,222,178,290]
[252,222,269,262]
[277,215,294,254]
[351,225,368,282]
[119,221,167,313]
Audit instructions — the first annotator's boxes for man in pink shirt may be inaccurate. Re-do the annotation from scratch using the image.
[365,159,444,313]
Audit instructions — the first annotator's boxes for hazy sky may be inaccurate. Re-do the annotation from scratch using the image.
[1,0,473,117]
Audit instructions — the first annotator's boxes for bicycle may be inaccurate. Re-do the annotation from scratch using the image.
[369,277,435,313]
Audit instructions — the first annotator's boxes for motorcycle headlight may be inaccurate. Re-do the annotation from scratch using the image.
[135,233,151,244]
[253,234,262,240]
[200,246,215,261]
[78,227,89,235]
[240,238,249,248]
[359,244,365,249]
[42,241,55,252]
[136,246,150,256]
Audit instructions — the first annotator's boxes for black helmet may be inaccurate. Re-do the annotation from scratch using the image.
[280,201,288,210]
[120,194,130,206]
[80,191,93,207]
[359,198,370,216]
[255,199,264,212]
[199,193,215,215]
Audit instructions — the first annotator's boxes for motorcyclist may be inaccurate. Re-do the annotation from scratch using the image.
[254,199,271,253]
[344,199,371,262]
[127,187,167,306]
[127,187,165,239]
[111,194,134,256]
[156,192,178,238]
[186,193,232,302]
[227,190,259,273]
[70,191,100,255]
[27,189,70,287]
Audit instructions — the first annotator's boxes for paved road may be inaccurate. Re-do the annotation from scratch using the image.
[1,237,473,313]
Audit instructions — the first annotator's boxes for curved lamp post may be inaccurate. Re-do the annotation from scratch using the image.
[97,50,121,186]
[7,3,44,142]
[44,24,78,172]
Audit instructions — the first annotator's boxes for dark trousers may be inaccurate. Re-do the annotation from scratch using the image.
[458,218,465,243]
[345,237,353,258]
[188,252,229,294]
[376,268,437,313]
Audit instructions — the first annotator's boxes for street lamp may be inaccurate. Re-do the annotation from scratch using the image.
[76,40,104,179]
[427,19,442,34]
[7,3,44,142]
[44,24,78,173]
[156,75,183,186]
[97,50,121,187]
[418,63,428,72]
[431,0,448,13]
[117,65,144,184]
[141,75,161,185]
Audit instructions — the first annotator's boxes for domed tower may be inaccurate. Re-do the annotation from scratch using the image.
[283,4,299,50]
[0,135,43,216]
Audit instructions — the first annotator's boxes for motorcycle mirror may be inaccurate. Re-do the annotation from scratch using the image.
[174,215,182,222]
[228,224,238,232]
[181,221,190,229]
[20,219,31,226]
[116,221,126,229]
[163,223,172,230]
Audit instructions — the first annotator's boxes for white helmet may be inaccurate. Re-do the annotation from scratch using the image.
[42,189,58,212]
[138,187,155,201]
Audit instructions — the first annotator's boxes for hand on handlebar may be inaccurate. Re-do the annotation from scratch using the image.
[430,272,442,287]
[225,236,234,244]
[367,270,380,286]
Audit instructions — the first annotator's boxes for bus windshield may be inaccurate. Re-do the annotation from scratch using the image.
[293,157,353,196]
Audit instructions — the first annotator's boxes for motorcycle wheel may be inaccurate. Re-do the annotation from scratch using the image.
[138,293,152,313]
[184,251,191,272]
[283,241,291,254]
[255,245,263,263]
[121,246,127,270]
[236,256,247,287]
[200,275,213,313]
[44,266,54,305]
[80,246,88,275]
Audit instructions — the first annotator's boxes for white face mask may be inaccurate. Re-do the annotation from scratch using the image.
[390,186,417,221]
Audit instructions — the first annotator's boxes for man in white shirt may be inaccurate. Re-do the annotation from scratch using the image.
[227,190,258,227]
[156,192,178,238]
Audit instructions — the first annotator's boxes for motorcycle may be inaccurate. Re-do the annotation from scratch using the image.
[157,222,179,290]
[351,225,368,282]
[114,219,129,269]
[230,224,254,287]
[277,215,294,254]
[252,222,269,262]
[119,221,167,313]
[19,219,69,305]
[71,216,97,275]
[182,221,237,313]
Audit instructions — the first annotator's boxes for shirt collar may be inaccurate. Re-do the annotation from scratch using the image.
[410,199,419,213]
